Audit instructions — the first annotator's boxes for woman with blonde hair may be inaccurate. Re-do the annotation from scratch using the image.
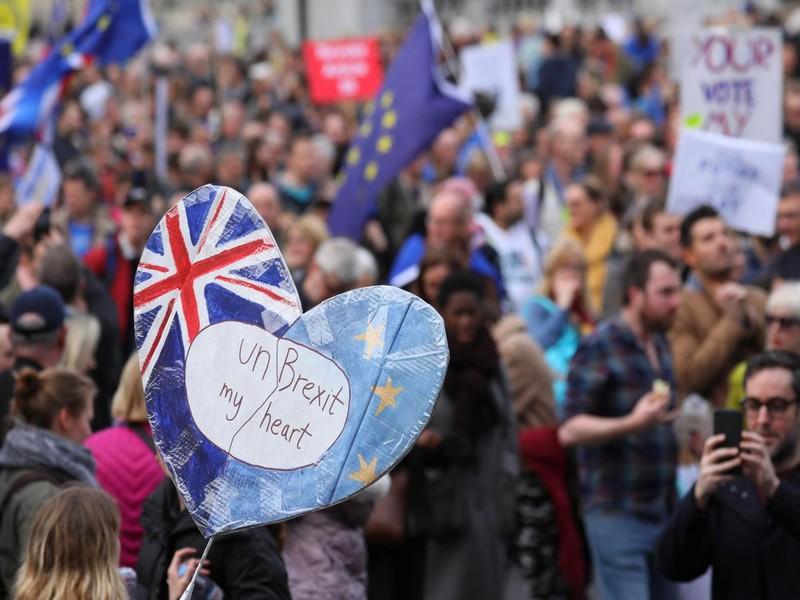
[59,313,101,374]
[283,214,329,283]
[560,177,618,313]
[85,354,163,568]
[14,487,130,600]
[521,238,595,415]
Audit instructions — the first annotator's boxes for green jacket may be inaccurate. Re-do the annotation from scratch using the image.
[0,469,62,598]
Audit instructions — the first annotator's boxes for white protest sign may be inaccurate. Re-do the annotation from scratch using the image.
[680,27,782,142]
[667,128,785,236]
[185,321,350,470]
[669,0,747,78]
[15,144,61,207]
[460,39,521,131]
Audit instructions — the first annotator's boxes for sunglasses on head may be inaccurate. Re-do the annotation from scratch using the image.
[766,314,800,329]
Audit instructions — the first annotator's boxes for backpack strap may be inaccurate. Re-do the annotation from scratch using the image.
[125,422,156,454]
[0,469,64,515]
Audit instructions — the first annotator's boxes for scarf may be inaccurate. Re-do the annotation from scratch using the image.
[0,422,96,486]
[444,326,501,443]
[563,211,618,314]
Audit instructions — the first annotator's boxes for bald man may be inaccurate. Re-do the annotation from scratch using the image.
[388,190,505,301]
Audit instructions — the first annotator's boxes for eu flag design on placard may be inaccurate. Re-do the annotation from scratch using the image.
[327,0,473,240]
[136,186,449,537]
[0,0,157,137]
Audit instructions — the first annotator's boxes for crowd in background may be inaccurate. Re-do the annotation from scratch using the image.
[0,2,799,599]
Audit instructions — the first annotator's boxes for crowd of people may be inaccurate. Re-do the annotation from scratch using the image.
[0,2,799,599]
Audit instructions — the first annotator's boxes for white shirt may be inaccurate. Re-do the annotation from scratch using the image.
[474,212,542,313]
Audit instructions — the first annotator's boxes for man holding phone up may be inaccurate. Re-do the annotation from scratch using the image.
[658,351,800,599]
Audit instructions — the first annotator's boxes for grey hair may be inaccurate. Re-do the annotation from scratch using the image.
[314,238,361,288]
[355,247,379,285]
[768,281,800,317]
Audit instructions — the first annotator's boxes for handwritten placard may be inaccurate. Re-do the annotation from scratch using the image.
[680,27,782,142]
[185,322,350,470]
[667,128,785,236]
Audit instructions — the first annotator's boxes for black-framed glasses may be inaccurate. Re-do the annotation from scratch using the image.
[766,314,800,329]
[740,397,798,417]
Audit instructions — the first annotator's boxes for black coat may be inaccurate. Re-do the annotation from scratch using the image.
[136,479,291,600]
[657,470,800,600]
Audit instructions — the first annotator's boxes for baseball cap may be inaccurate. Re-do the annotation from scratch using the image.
[10,286,66,339]
[123,187,152,211]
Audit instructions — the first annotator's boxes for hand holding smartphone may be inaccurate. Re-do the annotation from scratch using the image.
[713,409,742,476]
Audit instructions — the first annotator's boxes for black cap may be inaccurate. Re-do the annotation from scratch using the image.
[123,187,152,211]
[10,285,65,339]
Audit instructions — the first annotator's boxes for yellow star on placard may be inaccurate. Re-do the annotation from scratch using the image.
[97,15,111,31]
[364,161,378,181]
[349,454,378,485]
[354,323,384,358]
[376,135,392,154]
[347,147,360,165]
[380,90,394,108]
[373,376,403,416]
[381,110,397,129]
[360,121,372,137]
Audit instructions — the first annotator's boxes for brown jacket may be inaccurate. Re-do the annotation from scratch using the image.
[669,283,766,407]
[492,315,557,428]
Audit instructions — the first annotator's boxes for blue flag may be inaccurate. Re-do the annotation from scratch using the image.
[327,1,473,240]
[0,0,157,138]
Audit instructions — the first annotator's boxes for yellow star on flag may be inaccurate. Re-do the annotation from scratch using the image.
[360,121,373,137]
[364,100,375,116]
[376,135,392,154]
[98,15,111,31]
[380,90,394,108]
[349,454,378,485]
[381,110,397,129]
[354,323,384,358]
[364,161,378,181]
[60,42,74,57]
[373,376,403,416]
[347,147,360,165]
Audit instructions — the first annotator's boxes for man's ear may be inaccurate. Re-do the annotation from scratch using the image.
[57,326,67,350]
[681,247,695,270]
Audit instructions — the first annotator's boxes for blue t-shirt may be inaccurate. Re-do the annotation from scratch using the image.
[68,221,94,258]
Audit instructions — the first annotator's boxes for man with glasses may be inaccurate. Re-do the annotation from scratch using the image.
[765,282,800,356]
[658,350,800,599]
[727,282,800,408]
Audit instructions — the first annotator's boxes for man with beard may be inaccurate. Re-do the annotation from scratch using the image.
[474,179,542,312]
[669,205,767,406]
[559,249,682,600]
[658,350,800,599]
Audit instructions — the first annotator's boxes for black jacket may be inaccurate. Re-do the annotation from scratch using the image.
[657,471,800,600]
[136,479,291,600]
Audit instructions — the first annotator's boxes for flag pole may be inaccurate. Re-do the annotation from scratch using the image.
[428,1,507,181]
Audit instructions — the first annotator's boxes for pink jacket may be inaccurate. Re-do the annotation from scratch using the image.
[85,424,164,567]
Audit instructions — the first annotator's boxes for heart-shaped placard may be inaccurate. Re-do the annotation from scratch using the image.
[135,185,448,536]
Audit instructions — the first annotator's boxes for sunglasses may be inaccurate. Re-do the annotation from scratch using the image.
[766,314,800,329]
[639,168,665,179]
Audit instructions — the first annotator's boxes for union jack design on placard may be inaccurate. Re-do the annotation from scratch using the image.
[134,185,302,382]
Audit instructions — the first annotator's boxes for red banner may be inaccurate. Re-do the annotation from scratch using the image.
[303,37,383,104]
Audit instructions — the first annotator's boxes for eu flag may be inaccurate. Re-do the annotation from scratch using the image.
[327,1,473,240]
[0,0,157,138]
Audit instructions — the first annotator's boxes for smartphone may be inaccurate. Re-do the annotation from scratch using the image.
[713,409,742,475]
